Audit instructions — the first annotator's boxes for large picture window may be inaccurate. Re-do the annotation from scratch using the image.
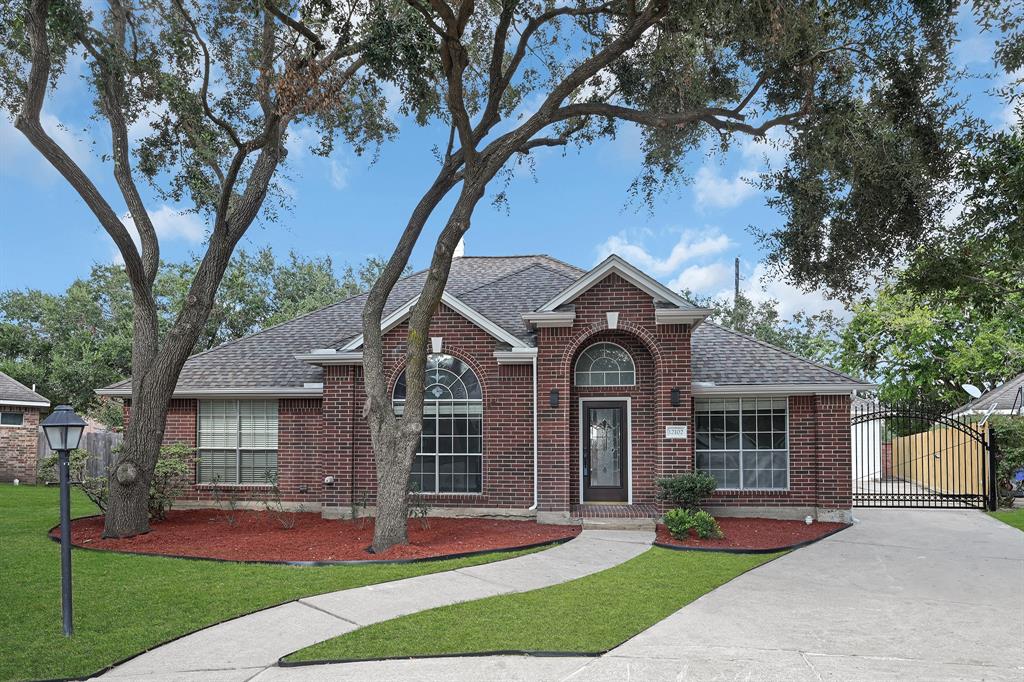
[197,400,278,484]
[574,342,635,386]
[393,354,483,494]
[694,398,788,490]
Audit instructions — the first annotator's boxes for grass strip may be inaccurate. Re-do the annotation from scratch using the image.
[285,546,780,664]
[0,484,544,682]
[988,506,1024,531]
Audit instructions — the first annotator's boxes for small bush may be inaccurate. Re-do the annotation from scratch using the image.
[691,510,724,539]
[148,444,192,521]
[40,444,192,521]
[38,449,108,512]
[655,472,717,511]
[407,480,431,529]
[663,508,695,539]
[663,508,724,540]
[990,415,1024,507]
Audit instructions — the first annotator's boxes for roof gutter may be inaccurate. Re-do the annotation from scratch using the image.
[294,351,364,365]
[95,386,324,399]
[692,382,874,396]
[0,398,50,408]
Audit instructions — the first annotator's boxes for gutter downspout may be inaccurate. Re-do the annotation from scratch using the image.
[529,353,539,511]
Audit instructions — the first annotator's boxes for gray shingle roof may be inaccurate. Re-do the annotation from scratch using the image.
[692,323,868,387]
[101,255,866,394]
[0,371,50,405]
[954,372,1024,414]
[104,256,582,393]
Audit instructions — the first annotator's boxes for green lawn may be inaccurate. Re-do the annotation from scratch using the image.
[988,506,1024,531]
[285,546,780,664]
[0,484,544,682]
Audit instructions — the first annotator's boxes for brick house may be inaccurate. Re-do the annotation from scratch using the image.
[99,254,868,523]
[0,371,50,484]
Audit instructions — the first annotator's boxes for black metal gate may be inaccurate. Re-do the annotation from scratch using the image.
[851,402,997,510]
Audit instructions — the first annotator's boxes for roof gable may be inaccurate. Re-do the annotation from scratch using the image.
[537,254,711,319]
[338,291,530,351]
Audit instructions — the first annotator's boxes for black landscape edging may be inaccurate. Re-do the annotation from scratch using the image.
[277,648,605,668]
[39,520,571,682]
[653,522,850,554]
[46,518,577,565]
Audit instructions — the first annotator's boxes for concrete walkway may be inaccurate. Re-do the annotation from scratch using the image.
[98,529,652,681]
[255,509,1024,681]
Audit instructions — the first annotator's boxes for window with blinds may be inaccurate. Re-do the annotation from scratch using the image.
[197,400,278,484]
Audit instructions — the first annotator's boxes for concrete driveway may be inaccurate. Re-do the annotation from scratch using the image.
[257,508,1024,681]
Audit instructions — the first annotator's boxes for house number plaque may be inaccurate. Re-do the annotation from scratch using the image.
[664,425,688,440]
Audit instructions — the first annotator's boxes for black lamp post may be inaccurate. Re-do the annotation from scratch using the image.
[40,405,86,637]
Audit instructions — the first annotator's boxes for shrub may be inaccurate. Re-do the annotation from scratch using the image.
[37,449,108,512]
[990,415,1024,507]
[40,444,192,521]
[663,508,695,539]
[258,470,302,529]
[663,508,724,540]
[655,471,717,511]
[691,510,724,539]
[148,444,192,521]
[407,480,432,529]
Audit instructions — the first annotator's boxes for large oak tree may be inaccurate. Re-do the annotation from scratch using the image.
[358,0,969,551]
[1,0,393,537]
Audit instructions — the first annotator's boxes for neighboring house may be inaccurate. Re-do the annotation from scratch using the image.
[953,372,1024,417]
[0,371,50,484]
[98,254,869,523]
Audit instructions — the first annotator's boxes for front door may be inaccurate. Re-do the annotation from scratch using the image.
[583,401,628,502]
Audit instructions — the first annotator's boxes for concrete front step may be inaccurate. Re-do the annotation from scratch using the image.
[578,516,657,531]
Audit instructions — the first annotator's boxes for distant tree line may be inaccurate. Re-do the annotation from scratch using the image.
[0,250,404,425]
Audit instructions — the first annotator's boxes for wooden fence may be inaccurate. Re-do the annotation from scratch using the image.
[37,429,123,477]
[890,423,988,495]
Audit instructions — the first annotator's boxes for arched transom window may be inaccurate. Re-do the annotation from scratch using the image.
[574,342,636,386]
[393,354,482,494]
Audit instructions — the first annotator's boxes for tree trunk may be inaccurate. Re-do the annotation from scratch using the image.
[371,428,419,552]
[102,389,170,537]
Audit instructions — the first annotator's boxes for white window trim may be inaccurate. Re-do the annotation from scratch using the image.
[574,341,637,388]
[694,397,791,492]
[394,356,485,496]
[196,399,279,486]
[578,397,633,504]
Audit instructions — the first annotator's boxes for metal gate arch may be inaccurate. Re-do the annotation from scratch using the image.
[851,401,997,510]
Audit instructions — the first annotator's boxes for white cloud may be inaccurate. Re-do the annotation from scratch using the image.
[594,228,733,275]
[692,166,758,209]
[113,205,205,263]
[737,262,846,318]
[0,111,96,181]
[739,128,790,168]
[329,157,349,189]
[284,123,321,161]
[667,262,734,293]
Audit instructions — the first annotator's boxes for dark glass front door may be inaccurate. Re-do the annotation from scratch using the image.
[583,402,628,502]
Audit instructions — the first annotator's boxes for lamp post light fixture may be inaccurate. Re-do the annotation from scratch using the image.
[40,405,86,637]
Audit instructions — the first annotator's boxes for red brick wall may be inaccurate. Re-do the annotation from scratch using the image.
[128,398,324,505]
[0,406,42,483]
[704,394,852,513]
[538,273,693,513]
[327,303,535,513]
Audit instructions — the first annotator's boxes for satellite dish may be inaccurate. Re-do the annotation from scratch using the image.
[961,384,982,399]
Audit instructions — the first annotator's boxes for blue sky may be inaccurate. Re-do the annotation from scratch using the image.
[0,6,1013,319]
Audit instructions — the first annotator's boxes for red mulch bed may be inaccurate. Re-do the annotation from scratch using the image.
[56,510,580,562]
[656,517,847,551]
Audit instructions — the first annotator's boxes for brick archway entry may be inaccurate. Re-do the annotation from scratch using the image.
[567,328,660,507]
